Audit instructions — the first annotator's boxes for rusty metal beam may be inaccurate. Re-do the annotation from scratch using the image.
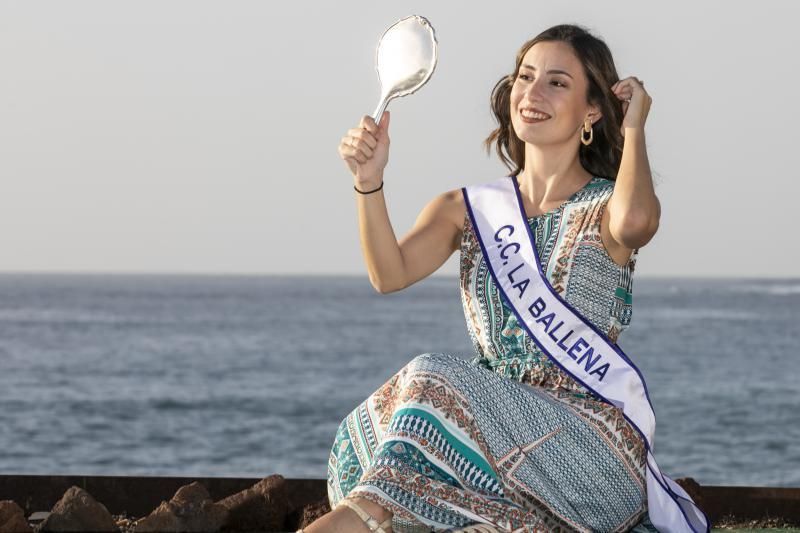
[0,475,797,525]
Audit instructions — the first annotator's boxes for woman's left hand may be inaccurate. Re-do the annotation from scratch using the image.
[611,76,651,137]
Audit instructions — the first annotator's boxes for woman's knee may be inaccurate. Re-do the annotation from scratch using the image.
[406,351,452,370]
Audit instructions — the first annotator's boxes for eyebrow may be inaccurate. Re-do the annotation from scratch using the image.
[520,64,573,79]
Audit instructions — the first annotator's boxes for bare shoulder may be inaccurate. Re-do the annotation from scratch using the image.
[414,188,467,254]
[415,188,467,230]
[432,188,467,231]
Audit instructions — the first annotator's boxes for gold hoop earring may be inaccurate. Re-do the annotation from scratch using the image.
[581,118,593,146]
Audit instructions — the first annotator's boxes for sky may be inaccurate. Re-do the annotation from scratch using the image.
[0,1,797,278]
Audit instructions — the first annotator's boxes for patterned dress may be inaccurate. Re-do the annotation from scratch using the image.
[327,176,658,532]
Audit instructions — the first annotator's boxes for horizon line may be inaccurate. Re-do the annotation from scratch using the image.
[0,270,797,281]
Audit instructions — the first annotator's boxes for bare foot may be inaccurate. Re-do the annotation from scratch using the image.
[303,497,393,532]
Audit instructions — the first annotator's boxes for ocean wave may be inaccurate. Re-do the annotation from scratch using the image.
[0,309,126,324]
[641,308,759,321]
[727,283,800,296]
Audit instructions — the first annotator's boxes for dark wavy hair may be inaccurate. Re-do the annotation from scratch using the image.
[484,24,625,180]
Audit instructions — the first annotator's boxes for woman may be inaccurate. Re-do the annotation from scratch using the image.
[306,23,678,533]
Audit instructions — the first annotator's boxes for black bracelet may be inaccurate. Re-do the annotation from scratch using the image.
[354,181,384,195]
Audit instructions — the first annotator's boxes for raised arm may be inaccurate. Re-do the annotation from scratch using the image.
[601,76,659,266]
[338,112,463,293]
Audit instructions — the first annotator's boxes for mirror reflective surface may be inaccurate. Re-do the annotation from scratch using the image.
[372,15,438,124]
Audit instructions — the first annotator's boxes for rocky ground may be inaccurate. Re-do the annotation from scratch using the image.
[713,515,800,531]
[0,474,330,532]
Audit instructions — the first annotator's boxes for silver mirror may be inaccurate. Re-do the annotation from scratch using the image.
[372,15,438,124]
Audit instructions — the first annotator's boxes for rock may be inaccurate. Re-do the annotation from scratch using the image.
[0,500,33,533]
[217,474,289,532]
[134,481,227,533]
[295,499,330,531]
[27,512,50,525]
[111,514,135,532]
[675,477,706,511]
[38,486,119,532]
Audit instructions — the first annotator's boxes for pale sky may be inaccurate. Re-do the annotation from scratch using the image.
[1,1,797,277]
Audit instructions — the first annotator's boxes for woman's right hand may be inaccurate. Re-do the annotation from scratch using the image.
[338,111,391,189]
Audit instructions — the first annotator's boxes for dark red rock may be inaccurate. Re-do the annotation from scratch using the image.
[133,481,227,533]
[0,500,33,533]
[217,474,289,532]
[38,486,119,532]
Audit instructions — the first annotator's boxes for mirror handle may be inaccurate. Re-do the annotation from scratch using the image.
[372,94,391,125]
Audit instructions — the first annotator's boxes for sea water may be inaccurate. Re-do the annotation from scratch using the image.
[0,274,797,487]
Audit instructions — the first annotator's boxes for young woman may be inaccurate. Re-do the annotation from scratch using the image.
[303,23,697,533]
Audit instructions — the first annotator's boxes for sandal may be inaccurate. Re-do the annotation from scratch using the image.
[337,498,393,532]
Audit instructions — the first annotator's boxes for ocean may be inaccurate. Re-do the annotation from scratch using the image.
[0,274,797,487]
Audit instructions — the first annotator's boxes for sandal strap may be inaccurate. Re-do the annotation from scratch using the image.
[337,498,392,532]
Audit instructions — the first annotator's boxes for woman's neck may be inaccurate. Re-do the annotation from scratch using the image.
[517,143,592,208]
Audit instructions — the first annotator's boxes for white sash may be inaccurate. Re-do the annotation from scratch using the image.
[462,176,710,533]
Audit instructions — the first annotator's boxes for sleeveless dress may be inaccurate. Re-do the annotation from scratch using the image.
[327,176,658,532]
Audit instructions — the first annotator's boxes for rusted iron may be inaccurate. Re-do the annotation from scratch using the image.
[691,484,800,522]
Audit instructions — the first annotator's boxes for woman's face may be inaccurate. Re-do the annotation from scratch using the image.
[509,40,600,147]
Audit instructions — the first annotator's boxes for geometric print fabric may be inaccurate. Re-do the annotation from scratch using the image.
[327,176,658,532]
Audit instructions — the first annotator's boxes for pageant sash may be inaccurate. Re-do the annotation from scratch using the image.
[462,176,710,533]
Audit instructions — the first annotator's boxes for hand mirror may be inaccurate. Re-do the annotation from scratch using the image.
[372,15,438,124]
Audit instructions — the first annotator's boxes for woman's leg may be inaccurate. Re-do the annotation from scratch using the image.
[323,391,395,532]
[324,352,498,531]
[304,497,392,532]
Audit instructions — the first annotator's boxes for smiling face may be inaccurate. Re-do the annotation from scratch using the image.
[509,40,601,146]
